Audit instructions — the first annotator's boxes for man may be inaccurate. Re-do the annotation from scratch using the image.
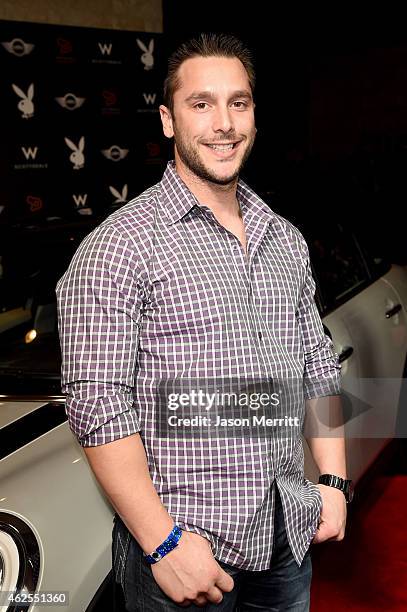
[56,33,350,611]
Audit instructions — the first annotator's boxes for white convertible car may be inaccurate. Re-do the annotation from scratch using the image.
[1,216,406,611]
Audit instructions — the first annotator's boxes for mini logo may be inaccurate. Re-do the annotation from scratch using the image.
[12,83,34,118]
[109,184,128,203]
[143,92,157,105]
[102,90,118,106]
[26,195,43,212]
[98,42,113,56]
[101,146,129,162]
[21,146,38,160]
[65,136,85,170]
[56,38,73,55]
[55,93,85,110]
[2,38,35,57]
[136,38,154,70]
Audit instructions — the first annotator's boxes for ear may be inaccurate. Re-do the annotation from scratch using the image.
[12,84,25,99]
[109,186,120,198]
[28,83,34,100]
[159,104,174,139]
[149,39,154,53]
[64,137,76,151]
[136,38,148,53]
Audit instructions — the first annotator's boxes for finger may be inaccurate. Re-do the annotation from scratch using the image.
[215,569,235,593]
[313,527,336,544]
[206,585,224,604]
[312,522,328,544]
[192,594,209,607]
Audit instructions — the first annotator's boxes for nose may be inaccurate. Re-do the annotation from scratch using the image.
[212,105,234,135]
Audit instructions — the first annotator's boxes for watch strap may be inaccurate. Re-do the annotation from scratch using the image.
[318,473,354,503]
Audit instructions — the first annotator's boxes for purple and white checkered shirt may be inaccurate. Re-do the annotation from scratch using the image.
[56,160,341,569]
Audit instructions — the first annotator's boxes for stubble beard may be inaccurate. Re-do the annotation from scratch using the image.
[173,125,256,187]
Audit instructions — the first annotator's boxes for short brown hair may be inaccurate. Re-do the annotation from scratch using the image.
[163,33,256,115]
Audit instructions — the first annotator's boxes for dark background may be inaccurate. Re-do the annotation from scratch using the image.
[1,5,407,264]
[163,4,407,264]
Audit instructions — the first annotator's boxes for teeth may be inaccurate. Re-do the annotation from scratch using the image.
[208,144,234,150]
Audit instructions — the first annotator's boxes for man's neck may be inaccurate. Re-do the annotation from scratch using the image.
[175,158,241,219]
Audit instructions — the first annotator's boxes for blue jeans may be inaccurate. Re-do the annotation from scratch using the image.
[112,486,313,611]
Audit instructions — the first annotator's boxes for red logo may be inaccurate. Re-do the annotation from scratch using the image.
[102,90,118,106]
[146,142,160,157]
[26,195,43,212]
[57,38,73,55]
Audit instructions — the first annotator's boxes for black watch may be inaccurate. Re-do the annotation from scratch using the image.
[318,474,354,503]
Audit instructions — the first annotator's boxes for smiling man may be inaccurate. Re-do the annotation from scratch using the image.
[56,33,349,611]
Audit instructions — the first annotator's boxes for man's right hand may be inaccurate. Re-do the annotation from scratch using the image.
[83,435,233,607]
[150,530,234,607]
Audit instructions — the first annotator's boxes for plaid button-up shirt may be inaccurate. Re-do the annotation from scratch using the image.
[56,160,341,569]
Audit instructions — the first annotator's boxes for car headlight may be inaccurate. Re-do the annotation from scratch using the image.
[0,530,20,593]
[0,513,40,611]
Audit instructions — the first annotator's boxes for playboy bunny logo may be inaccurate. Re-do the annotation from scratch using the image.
[136,38,154,70]
[64,136,85,169]
[12,83,34,119]
[109,184,128,204]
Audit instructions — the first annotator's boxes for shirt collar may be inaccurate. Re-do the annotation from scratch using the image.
[160,160,275,226]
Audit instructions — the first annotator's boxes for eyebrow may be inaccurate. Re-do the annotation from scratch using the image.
[184,90,253,103]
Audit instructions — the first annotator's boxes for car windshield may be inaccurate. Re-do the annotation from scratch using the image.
[0,218,97,396]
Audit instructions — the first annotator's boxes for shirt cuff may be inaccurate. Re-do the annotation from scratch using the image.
[79,409,141,447]
[303,374,342,400]
[63,382,141,446]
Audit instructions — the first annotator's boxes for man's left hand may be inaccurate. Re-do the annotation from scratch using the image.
[312,484,347,544]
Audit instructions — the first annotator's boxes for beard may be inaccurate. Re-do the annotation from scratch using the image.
[173,125,256,186]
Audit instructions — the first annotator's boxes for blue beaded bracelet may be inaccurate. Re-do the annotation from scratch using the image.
[143,525,183,564]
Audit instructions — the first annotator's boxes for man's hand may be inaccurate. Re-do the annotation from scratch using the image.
[151,530,234,608]
[312,484,347,544]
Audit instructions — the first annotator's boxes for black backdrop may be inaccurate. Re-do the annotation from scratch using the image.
[0,19,168,230]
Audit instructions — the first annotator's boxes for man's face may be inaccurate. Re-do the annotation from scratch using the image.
[160,56,256,186]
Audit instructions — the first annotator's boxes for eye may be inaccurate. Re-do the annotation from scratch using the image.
[232,101,248,109]
[194,102,209,110]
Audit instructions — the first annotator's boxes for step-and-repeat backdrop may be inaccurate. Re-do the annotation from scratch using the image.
[0,19,168,229]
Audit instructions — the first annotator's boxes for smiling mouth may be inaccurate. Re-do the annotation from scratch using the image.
[206,143,235,150]
[202,141,242,153]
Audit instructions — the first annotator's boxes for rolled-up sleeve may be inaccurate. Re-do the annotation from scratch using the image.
[55,223,144,446]
[296,237,342,400]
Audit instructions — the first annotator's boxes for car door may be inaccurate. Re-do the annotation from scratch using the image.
[303,220,407,483]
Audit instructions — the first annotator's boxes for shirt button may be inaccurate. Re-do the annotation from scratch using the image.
[258,331,262,340]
